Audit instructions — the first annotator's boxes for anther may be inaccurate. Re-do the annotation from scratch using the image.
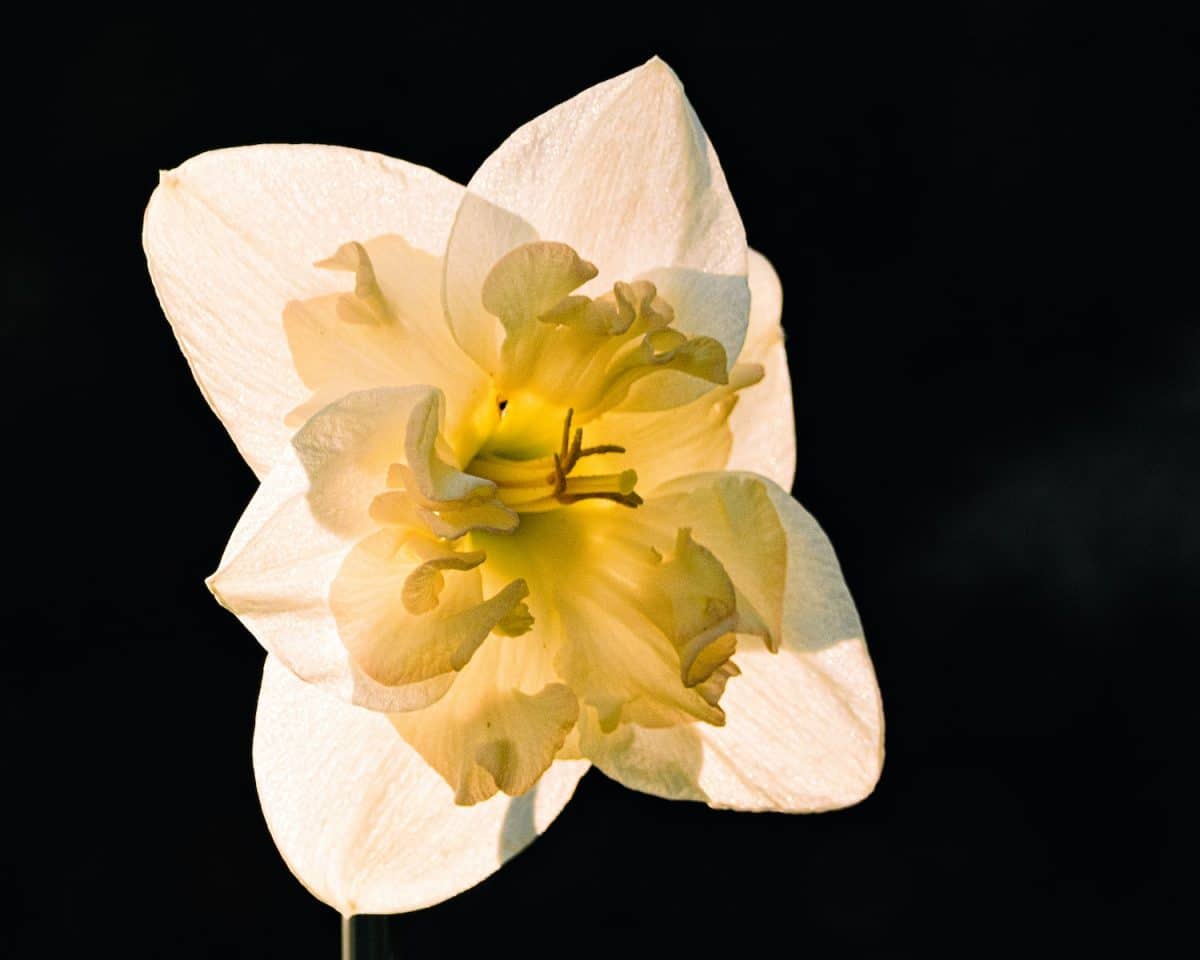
[549,410,641,510]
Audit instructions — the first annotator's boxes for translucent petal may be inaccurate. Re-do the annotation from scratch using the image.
[330,529,528,690]
[143,144,466,477]
[391,634,579,805]
[210,387,525,712]
[444,58,748,376]
[284,235,494,463]
[583,362,763,495]
[726,249,796,490]
[583,472,884,811]
[473,508,740,734]
[254,656,588,914]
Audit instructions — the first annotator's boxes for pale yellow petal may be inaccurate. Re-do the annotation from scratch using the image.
[584,362,763,494]
[384,393,520,538]
[475,509,737,734]
[391,635,579,806]
[726,249,796,490]
[651,474,788,650]
[331,528,529,690]
[210,387,522,712]
[632,527,739,688]
[143,144,467,477]
[557,590,727,731]
[284,235,494,462]
[584,472,884,811]
[444,57,748,376]
[254,656,588,915]
[481,242,598,336]
[291,388,433,538]
[482,264,733,424]
[616,265,749,410]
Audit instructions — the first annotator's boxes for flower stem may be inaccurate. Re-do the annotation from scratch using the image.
[342,915,394,959]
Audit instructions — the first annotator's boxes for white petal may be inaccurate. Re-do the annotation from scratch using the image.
[726,249,796,491]
[144,144,465,477]
[444,57,748,375]
[254,656,588,915]
[587,472,883,811]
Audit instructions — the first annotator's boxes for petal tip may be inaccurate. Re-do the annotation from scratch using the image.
[204,569,232,611]
[642,55,680,84]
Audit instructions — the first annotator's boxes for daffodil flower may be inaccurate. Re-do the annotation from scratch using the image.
[144,58,883,916]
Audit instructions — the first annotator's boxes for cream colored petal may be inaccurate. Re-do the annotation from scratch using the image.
[210,387,524,712]
[557,590,728,731]
[618,266,749,411]
[331,528,529,690]
[391,633,579,806]
[726,249,796,490]
[585,472,884,811]
[481,242,598,336]
[382,394,520,538]
[284,235,494,463]
[444,57,748,375]
[254,656,589,915]
[585,363,763,495]
[143,144,465,478]
[476,508,737,734]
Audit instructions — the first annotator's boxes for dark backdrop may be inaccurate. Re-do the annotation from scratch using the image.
[3,8,1191,957]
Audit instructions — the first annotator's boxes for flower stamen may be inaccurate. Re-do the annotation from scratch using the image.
[468,408,642,513]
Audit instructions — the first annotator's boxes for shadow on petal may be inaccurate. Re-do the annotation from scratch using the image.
[498,783,538,860]
[444,191,541,374]
[634,265,750,380]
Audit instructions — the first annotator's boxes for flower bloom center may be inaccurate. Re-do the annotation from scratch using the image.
[274,234,779,804]
[468,408,642,512]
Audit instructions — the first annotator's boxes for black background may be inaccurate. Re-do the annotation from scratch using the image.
[3,8,1192,957]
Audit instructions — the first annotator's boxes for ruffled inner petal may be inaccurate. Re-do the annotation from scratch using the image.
[650,473,789,650]
[580,362,763,495]
[391,634,579,805]
[285,235,497,463]
[478,242,732,431]
[470,503,759,738]
[575,472,883,812]
[210,385,526,713]
[331,528,529,689]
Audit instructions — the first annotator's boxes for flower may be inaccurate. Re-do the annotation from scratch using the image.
[143,57,883,915]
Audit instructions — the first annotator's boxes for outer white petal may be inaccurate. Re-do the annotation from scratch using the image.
[587,472,883,811]
[144,144,464,477]
[444,57,748,375]
[727,249,797,491]
[254,656,589,915]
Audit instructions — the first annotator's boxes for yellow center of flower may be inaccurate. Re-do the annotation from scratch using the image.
[279,234,778,805]
[467,407,642,512]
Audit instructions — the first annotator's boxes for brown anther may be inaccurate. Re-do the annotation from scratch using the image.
[551,452,567,496]
[559,490,644,508]
[559,409,575,462]
[577,444,626,458]
[559,429,579,473]
[548,408,641,509]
